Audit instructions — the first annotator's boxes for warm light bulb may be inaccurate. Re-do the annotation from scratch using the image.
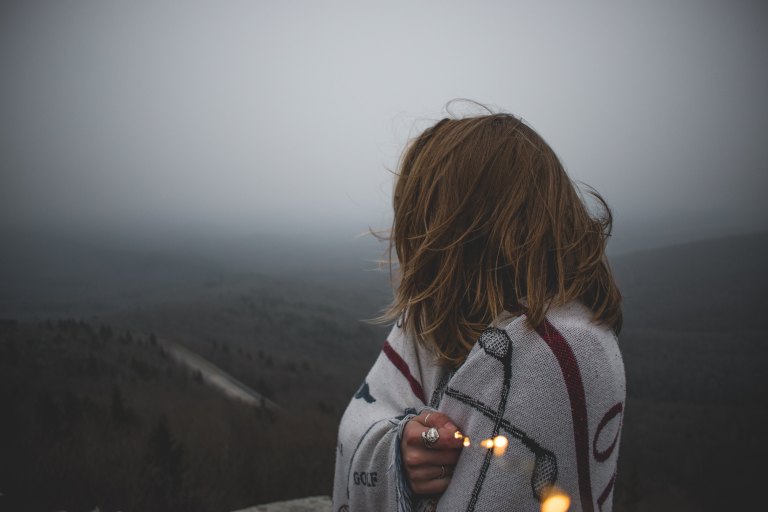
[454,430,464,439]
[492,435,508,457]
[481,438,494,449]
[463,436,471,447]
[541,491,570,512]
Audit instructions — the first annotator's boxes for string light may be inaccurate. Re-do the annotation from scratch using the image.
[541,489,570,512]
[492,435,508,457]
[456,431,570,510]
[477,436,509,456]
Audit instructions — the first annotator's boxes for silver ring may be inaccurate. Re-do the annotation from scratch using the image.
[440,465,446,478]
[424,412,433,427]
[421,427,440,448]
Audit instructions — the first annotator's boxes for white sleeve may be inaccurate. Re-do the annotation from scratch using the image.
[332,325,432,512]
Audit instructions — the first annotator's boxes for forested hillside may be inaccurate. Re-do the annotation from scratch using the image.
[0,231,390,511]
[0,319,346,512]
[1,230,766,511]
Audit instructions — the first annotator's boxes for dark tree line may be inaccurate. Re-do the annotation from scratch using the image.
[0,319,345,512]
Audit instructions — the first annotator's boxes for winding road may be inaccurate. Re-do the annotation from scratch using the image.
[160,338,280,412]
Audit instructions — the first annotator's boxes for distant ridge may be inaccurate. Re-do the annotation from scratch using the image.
[611,230,768,332]
[612,229,768,259]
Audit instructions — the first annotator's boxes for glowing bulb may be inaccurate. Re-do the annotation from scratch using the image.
[454,430,464,439]
[541,491,570,512]
[463,436,471,447]
[492,435,508,457]
[481,439,494,449]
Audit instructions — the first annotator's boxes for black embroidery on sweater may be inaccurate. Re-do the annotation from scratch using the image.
[446,327,558,505]
[346,418,393,498]
[477,327,511,363]
[353,471,378,487]
[429,369,455,409]
[443,387,558,500]
[464,328,513,511]
[355,381,377,403]
[346,408,418,498]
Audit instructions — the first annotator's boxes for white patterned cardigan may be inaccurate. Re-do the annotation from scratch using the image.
[332,301,626,512]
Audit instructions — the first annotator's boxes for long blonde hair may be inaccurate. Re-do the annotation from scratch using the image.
[380,112,622,366]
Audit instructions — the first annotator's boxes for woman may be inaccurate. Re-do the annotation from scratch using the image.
[333,111,625,512]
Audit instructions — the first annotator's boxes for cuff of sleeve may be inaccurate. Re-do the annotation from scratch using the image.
[394,407,436,512]
[394,412,417,512]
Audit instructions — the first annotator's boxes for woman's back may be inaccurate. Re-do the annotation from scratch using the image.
[333,108,625,511]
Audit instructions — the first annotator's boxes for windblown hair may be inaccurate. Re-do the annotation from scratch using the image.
[380,112,622,366]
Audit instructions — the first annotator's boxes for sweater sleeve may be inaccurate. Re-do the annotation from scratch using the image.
[436,306,625,512]
[331,324,431,512]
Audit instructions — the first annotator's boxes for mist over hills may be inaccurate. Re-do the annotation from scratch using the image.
[1,228,766,511]
[0,227,391,319]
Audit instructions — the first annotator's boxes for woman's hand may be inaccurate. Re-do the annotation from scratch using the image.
[401,410,464,495]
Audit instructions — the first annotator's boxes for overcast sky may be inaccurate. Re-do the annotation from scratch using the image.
[1,0,766,247]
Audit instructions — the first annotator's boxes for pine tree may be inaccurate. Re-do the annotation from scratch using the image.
[141,415,189,512]
[110,384,130,425]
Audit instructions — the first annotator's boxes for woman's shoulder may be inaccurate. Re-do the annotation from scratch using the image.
[501,300,624,383]
[538,301,625,395]
[470,300,615,354]
[499,300,618,346]
[542,300,619,344]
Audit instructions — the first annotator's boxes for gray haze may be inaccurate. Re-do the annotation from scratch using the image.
[1,0,767,251]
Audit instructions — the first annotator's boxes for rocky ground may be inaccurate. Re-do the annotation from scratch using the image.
[233,496,331,512]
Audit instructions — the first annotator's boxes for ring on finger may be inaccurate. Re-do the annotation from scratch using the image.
[421,426,440,448]
[440,465,446,478]
[424,412,433,427]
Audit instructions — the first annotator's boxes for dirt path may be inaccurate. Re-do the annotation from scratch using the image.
[160,338,280,411]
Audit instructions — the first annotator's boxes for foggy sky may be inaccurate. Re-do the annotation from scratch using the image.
[1,0,767,244]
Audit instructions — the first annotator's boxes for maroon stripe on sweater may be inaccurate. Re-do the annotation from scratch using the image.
[382,340,426,403]
[597,471,616,512]
[593,402,623,462]
[535,319,594,512]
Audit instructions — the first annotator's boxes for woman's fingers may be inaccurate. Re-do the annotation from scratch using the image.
[400,412,464,496]
[416,410,457,432]
[406,411,464,451]
[402,443,461,467]
[408,462,453,495]
[407,463,454,482]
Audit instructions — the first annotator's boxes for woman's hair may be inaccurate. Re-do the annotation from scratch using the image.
[380,111,622,366]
